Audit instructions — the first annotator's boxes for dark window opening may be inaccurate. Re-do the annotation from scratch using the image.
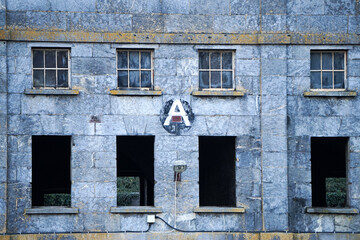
[117,136,154,206]
[311,137,348,207]
[199,136,236,207]
[32,136,71,207]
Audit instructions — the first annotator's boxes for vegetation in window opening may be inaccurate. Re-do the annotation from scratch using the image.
[43,193,71,207]
[326,178,346,207]
[117,176,140,206]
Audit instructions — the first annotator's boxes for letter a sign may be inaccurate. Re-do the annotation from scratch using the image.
[160,99,194,135]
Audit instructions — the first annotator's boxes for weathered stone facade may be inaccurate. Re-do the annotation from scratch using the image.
[1,0,360,239]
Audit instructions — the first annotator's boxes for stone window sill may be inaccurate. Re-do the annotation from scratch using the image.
[305,207,359,214]
[193,207,245,213]
[191,90,245,97]
[303,91,357,97]
[25,206,79,215]
[24,89,80,95]
[110,89,162,96]
[110,206,163,214]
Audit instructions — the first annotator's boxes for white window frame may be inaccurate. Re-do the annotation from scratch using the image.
[32,48,71,89]
[198,50,235,90]
[116,49,154,90]
[310,50,347,91]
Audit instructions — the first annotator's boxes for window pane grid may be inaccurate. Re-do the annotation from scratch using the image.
[117,50,153,89]
[199,51,234,90]
[32,49,70,89]
[310,51,346,90]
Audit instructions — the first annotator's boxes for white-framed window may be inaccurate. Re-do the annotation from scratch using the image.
[32,49,70,89]
[310,51,346,90]
[199,50,234,90]
[117,50,153,89]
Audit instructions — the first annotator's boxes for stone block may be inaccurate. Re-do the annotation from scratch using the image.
[8,114,42,135]
[214,15,259,33]
[96,0,160,13]
[262,116,286,136]
[236,76,260,94]
[325,0,355,15]
[290,15,347,34]
[71,44,93,57]
[304,215,335,232]
[288,0,325,15]
[349,16,360,34]
[39,115,64,135]
[262,152,287,168]
[261,15,287,33]
[73,136,115,152]
[262,136,287,152]
[94,115,127,136]
[263,182,287,199]
[177,58,198,76]
[8,152,31,168]
[95,75,117,94]
[67,12,132,32]
[236,168,261,183]
[132,15,164,33]
[192,95,258,116]
[288,59,310,77]
[7,12,27,29]
[288,77,310,95]
[264,213,288,231]
[190,0,230,15]
[110,96,162,115]
[161,0,190,14]
[261,76,287,96]
[236,46,260,59]
[261,0,287,14]
[72,57,116,75]
[7,94,21,114]
[123,115,165,135]
[236,59,260,76]
[288,46,310,60]
[7,42,30,57]
[228,116,259,136]
[94,182,117,198]
[155,76,186,95]
[75,197,116,213]
[261,95,286,116]
[26,11,67,31]
[95,152,116,168]
[155,45,197,59]
[164,15,213,33]
[204,116,230,136]
[154,58,177,76]
[264,197,288,214]
[72,182,95,199]
[155,136,198,152]
[72,167,116,182]
[93,44,116,58]
[195,214,244,231]
[63,115,95,135]
[230,0,260,15]
[263,167,287,184]
[262,59,287,76]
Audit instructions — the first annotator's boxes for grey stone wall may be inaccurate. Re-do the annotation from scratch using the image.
[5,0,360,35]
[0,40,6,233]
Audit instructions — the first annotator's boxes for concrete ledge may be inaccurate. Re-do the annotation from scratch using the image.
[303,91,357,97]
[25,207,79,215]
[193,207,245,213]
[24,89,80,95]
[110,89,162,96]
[110,206,163,214]
[191,90,245,97]
[305,207,359,214]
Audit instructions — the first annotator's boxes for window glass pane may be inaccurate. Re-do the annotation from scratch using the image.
[334,52,344,70]
[33,50,44,68]
[199,52,209,69]
[45,51,56,68]
[129,52,139,69]
[222,72,232,88]
[310,72,321,89]
[211,71,221,88]
[210,52,220,69]
[199,71,209,89]
[222,52,232,69]
[58,70,68,88]
[310,53,321,70]
[118,51,128,69]
[33,70,44,87]
[322,53,332,70]
[334,72,345,89]
[57,51,68,68]
[141,52,151,69]
[45,70,56,87]
[118,70,128,88]
[129,70,140,87]
[322,72,333,89]
[141,71,151,88]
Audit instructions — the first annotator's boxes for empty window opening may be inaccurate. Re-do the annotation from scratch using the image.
[32,136,71,207]
[199,136,236,207]
[117,136,154,206]
[311,137,348,207]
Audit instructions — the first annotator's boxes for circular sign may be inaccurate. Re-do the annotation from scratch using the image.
[160,99,195,135]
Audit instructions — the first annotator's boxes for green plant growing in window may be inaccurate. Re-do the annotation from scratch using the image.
[117,176,140,206]
[326,178,346,207]
[43,193,71,207]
